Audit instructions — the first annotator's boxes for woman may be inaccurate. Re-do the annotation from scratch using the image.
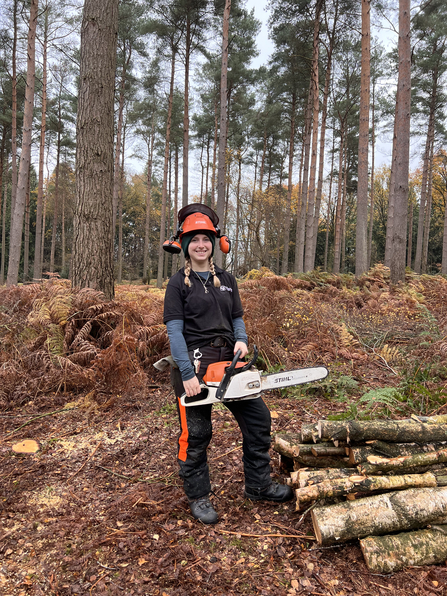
[163,204,292,524]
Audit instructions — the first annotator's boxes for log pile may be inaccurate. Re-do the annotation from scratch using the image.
[273,415,447,573]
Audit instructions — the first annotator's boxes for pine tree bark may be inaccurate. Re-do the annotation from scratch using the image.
[282,92,296,275]
[294,87,312,273]
[390,0,411,284]
[10,0,18,221]
[304,0,323,273]
[71,0,118,299]
[156,47,176,288]
[355,0,371,276]
[143,118,155,284]
[33,3,48,281]
[7,0,38,286]
[215,0,231,268]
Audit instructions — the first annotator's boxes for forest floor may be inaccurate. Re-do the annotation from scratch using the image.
[2,267,447,595]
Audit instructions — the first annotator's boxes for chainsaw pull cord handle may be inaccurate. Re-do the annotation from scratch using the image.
[215,345,259,401]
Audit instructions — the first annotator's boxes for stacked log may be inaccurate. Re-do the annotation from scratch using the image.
[273,415,447,573]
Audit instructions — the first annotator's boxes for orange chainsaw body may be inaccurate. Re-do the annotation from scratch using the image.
[203,360,247,385]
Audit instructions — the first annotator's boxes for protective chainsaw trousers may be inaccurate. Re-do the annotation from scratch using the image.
[171,346,272,501]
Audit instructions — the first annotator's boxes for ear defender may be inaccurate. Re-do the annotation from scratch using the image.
[163,239,182,254]
[219,235,231,254]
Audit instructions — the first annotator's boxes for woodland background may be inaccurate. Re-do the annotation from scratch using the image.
[0,0,446,290]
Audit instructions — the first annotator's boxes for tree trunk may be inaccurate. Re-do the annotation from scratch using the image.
[24,166,30,280]
[304,0,322,273]
[182,15,191,208]
[113,49,131,232]
[324,132,335,271]
[421,138,434,273]
[282,92,296,275]
[294,87,313,273]
[332,122,345,273]
[390,0,411,284]
[7,0,38,286]
[360,526,447,573]
[33,3,48,281]
[143,118,155,284]
[171,145,179,276]
[296,472,436,510]
[156,46,176,288]
[312,486,447,546]
[367,80,375,268]
[10,0,18,221]
[215,0,231,268]
[50,130,61,273]
[356,0,371,277]
[71,0,119,299]
[0,167,7,284]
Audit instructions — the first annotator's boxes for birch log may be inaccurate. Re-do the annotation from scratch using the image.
[300,423,319,443]
[311,445,347,457]
[273,434,314,458]
[295,472,436,510]
[293,455,354,470]
[360,527,447,573]
[311,486,447,546]
[290,468,356,488]
[318,419,447,444]
[348,442,447,464]
[358,449,447,475]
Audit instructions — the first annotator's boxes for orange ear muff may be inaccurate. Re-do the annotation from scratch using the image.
[163,239,182,254]
[219,235,231,254]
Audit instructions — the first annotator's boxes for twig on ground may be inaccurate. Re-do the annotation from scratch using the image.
[210,445,242,461]
[95,464,176,484]
[295,501,318,528]
[218,529,314,539]
[3,407,74,438]
[67,441,101,483]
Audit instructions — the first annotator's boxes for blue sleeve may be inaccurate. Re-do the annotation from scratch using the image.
[166,319,195,381]
[232,317,248,346]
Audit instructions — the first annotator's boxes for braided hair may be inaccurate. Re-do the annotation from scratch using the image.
[209,256,221,288]
[184,257,192,287]
[183,256,221,288]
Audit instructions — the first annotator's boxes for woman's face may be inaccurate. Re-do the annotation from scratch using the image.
[188,233,213,268]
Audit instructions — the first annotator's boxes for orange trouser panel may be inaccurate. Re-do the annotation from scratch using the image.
[177,397,189,461]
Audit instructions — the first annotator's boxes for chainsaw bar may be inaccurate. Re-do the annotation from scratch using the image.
[260,366,328,391]
[179,365,328,407]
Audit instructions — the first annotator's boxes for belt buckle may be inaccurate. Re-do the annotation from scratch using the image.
[211,337,225,348]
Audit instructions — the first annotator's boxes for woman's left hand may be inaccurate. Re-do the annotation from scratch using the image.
[234,341,248,359]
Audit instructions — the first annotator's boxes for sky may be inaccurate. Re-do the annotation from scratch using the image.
[244,0,274,67]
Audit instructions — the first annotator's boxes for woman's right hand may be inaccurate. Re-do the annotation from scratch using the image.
[183,376,202,397]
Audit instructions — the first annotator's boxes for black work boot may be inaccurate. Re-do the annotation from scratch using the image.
[189,495,218,524]
[244,482,294,502]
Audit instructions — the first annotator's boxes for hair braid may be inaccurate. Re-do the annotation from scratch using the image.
[184,257,192,287]
[209,256,221,287]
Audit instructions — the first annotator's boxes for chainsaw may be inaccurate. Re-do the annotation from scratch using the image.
[156,345,328,407]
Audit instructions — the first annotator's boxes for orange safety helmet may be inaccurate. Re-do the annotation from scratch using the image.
[163,204,231,254]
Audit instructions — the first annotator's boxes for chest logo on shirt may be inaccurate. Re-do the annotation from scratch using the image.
[220,285,233,292]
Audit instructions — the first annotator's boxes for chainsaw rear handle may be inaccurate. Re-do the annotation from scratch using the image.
[216,345,259,401]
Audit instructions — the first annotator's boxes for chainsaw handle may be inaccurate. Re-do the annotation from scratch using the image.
[215,345,259,401]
